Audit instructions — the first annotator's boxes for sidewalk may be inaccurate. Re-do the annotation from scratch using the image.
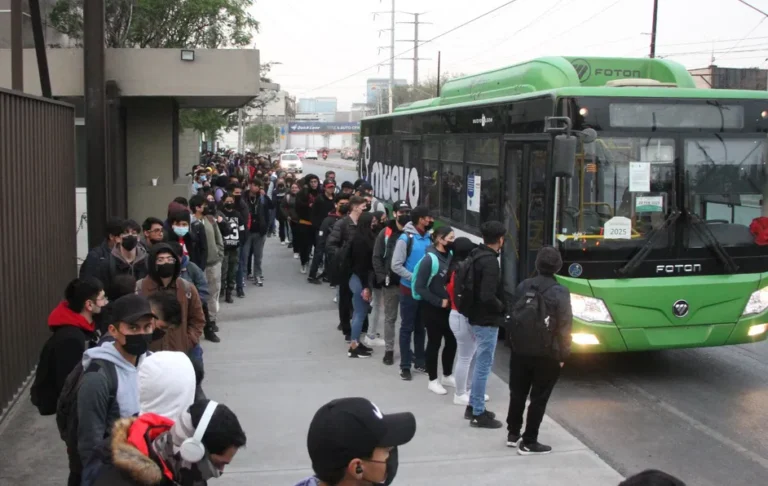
[0,238,623,486]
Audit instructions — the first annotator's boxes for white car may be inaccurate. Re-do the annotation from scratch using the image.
[304,149,319,160]
[279,153,303,173]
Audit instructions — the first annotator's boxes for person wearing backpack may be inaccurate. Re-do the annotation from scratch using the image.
[372,200,411,366]
[73,294,157,476]
[463,221,507,429]
[390,205,434,381]
[445,237,480,408]
[327,196,366,341]
[505,246,572,455]
[412,225,457,396]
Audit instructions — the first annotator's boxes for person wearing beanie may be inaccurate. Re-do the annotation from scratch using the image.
[505,245,572,456]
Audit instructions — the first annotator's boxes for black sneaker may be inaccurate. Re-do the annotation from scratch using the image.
[210,321,220,332]
[383,351,394,366]
[518,441,552,455]
[413,365,427,374]
[236,288,245,298]
[470,410,503,429]
[287,242,293,249]
[464,406,496,420]
[400,369,412,381]
[506,432,522,448]
[337,323,342,331]
[204,327,221,343]
[348,346,372,358]
[307,277,322,285]
[358,342,373,353]
[247,273,254,281]
[344,334,351,343]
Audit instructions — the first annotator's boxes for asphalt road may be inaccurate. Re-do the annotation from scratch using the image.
[311,152,768,484]
[300,153,359,185]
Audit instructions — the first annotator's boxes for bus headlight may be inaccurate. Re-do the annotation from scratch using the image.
[572,333,600,345]
[748,324,768,336]
[742,287,768,316]
[571,294,613,323]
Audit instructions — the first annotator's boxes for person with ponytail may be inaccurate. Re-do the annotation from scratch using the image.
[413,225,457,395]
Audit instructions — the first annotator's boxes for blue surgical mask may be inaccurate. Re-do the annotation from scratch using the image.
[173,226,189,237]
[200,175,207,182]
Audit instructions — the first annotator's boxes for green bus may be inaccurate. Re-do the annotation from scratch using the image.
[359,56,768,353]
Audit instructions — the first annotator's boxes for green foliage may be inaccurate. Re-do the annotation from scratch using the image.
[49,0,259,48]
[244,124,278,152]
[391,73,465,108]
[180,109,229,143]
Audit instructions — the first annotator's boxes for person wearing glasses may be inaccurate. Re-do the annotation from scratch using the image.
[137,243,205,356]
[141,217,165,249]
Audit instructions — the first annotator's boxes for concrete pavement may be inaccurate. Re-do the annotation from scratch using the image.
[0,237,623,486]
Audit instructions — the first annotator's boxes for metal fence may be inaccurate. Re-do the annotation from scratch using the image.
[0,88,76,413]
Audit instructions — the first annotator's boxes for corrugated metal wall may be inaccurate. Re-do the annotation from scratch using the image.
[0,88,76,412]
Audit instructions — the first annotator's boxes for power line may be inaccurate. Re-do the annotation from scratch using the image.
[722,17,767,55]
[737,0,768,18]
[660,47,768,57]
[529,0,626,53]
[296,0,521,96]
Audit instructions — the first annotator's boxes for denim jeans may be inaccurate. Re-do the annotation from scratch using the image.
[449,310,477,397]
[237,232,266,288]
[469,325,499,416]
[398,290,425,370]
[348,274,370,342]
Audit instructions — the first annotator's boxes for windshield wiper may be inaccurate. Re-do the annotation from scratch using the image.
[616,210,681,278]
[685,210,739,273]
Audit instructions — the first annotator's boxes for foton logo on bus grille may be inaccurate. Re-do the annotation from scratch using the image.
[656,264,702,274]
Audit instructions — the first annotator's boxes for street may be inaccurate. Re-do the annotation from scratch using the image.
[298,152,359,185]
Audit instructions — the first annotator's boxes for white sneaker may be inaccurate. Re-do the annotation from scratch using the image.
[281,241,286,246]
[364,335,386,347]
[440,375,456,388]
[453,393,469,406]
[333,296,338,303]
[300,265,307,274]
[294,253,299,259]
[428,379,447,395]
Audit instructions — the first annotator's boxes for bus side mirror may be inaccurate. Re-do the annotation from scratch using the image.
[553,134,577,178]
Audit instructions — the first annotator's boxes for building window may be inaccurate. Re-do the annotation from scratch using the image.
[466,166,501,227]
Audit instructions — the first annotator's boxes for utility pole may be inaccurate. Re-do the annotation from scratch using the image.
[649,0,659,58]
[396,12,431,89]
[436,51,441,96]
[237,108,245,154]
[389,0,395,113]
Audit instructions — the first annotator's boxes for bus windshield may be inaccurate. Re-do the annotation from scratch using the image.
[556,133,768,254]
[556,136,677,251]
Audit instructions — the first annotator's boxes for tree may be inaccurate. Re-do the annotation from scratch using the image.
[179,109,229,145]
[49,0,259,49]
[391,73,465,108]
[244,124,277,152]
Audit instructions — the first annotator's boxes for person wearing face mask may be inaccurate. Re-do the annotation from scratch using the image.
[80,217,124,280]
[347,212,378,358]
[239,178,274,288]
[363,210,386,347]
[167,242,219,345]
[97,219,150,300]
[272,178,289,244]
[390,206,434,381]
[168,209,207,274]
[281,182,301,255]
[372,201,411,366]
[75,294,157,470]
[309,193,349,284]
[219,193,245,303]
[137,243,205,355]
[295,174,321,274]
[308,182,340,283]
[295,397,416,486]
[412,225,457,396]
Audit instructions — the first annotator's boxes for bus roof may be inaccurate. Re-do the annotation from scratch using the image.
[364,56,768,121]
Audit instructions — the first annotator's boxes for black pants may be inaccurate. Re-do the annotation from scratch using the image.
[506,353,561,443]
[421,302,456,381]
[296,224,315,265]
[290,221,302,255]
[67,446,81,486]
[277,214,288,242]
[339,279,353,335]
[309,234,325,279]
[221,248,239,291]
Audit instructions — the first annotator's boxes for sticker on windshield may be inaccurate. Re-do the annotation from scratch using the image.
[604,216,632,240]
[629,162,650,192]
[568,263,583,278]
[636,196,664,213]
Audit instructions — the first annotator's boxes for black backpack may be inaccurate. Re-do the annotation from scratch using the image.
[56,359,118,447]
[30,335,59,415]
[454,249,484,316]
[506,280,559,357]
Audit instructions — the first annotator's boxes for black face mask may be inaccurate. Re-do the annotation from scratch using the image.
[122,332,152,356]
[444,241,455,252]
[425,221,434,231]
[224,202,235,211]
[397,214,410,227]
[374,447,399,486]
[156,263,175,279]
[278,184,285,190]
[234,195,242,203]
[121,235,138,252]
[151,327,166,342]
[206,202,216,214]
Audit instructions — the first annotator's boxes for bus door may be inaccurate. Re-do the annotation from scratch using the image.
[401,138,421,208]
[503,137,551,294]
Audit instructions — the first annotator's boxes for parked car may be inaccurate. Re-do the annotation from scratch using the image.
[279,153,303,173]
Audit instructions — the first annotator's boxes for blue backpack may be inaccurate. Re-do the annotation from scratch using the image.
[411,253,441,301]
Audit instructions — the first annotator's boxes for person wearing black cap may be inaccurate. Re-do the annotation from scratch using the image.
[295,397,417,486]
[372,200,411,365]
[505,245,572,455]
[355,182,385,213]
[75,294,157,469]
[340,181,355,196]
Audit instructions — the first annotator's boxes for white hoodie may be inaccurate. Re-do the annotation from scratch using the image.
[138,351,196,423]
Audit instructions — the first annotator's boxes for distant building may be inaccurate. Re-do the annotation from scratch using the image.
[688,65,768,90]
[0,0,71,48]
[366,78,407,105]
[298,96,337,114]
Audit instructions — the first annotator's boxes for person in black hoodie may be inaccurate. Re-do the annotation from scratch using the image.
[220,193,246,303]
[347,212,378,359]
[466,221,507,430]
[295,173,321,273]
[239,178,274,288]
[166,209,207,274]
[80,217,124,279]
[96,219,150,299]
[308,192,348,284]
[272,177,290,244]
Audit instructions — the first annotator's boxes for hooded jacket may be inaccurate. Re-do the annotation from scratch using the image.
[138,243,205,353]
[511,274,573,361]
[373,220,405,288]
[80,241,113,279]
[281,193,300,222]
[296,174,320,224]
[245,191,274,235]
[466,244,506,328]
[98,245,150,299]
[311,191,336,228]
[46,302,97,398]
[317,211,341,254]
[413,245,452,308]
[77,342,148,467]
[391,222,432,290]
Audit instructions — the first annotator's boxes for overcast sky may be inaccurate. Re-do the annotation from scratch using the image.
[250,0,768,110]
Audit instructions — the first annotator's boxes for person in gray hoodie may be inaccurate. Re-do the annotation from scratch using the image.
[412,225,457,396]
[76,294,156,468]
